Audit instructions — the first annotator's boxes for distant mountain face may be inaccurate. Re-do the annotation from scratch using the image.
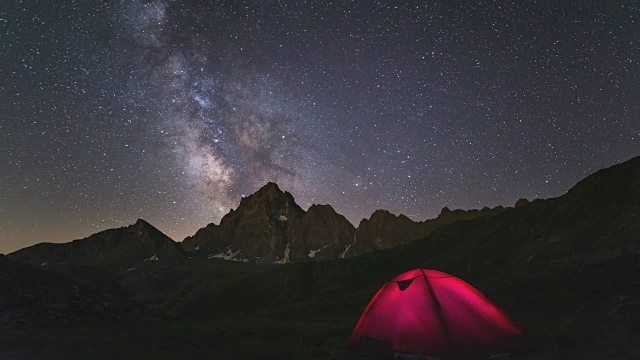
[182,182,354,262]
[182,182,507,263]
[8,219,186,271]
[345,210,422,258]
[345,206,505,257]
[7,186,510,269]
[288,204,355,262]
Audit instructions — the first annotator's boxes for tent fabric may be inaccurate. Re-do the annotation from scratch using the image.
[349,269,522,359]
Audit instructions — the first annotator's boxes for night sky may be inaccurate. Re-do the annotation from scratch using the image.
[2,1,639,254]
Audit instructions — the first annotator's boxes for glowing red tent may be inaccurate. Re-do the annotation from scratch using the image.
[349,269,522,359]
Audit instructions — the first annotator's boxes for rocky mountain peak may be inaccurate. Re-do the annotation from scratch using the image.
[365,209,413,224]
[127,219,177,248]
[260,181,281,192]
[131,218,160,234]
[514,198,531,208]
[252,182,292,201]
[186,183,305,261]
[307,203,337,214]
[288,203,355,262]
[235,182,300,215]
[8,219,185,271]
[133,218,154,228]
[181,223,218,251]
[370,209,392,218]
[348,209,422,257]
[436,206,502,223]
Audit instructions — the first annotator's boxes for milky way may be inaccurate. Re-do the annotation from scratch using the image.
[122,0,308,217]
[2,1,639,253]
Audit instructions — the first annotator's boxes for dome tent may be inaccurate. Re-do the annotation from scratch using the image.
[349,269,522,359]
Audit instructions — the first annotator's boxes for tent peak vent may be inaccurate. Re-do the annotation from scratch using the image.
[396,277,417,291]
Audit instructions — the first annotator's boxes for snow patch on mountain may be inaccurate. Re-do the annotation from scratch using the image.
[275,243,291,264]
[339,233,357,258]
[339,244,352,259]
[143,255,159,262]
[308,245,329,258]
[208,248,248,262]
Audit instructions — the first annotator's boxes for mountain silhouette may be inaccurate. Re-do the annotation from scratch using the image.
[9,219,186,271]
[4,155,640,359]
[182,182,504,262]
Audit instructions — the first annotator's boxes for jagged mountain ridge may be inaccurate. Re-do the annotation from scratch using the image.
[344,205,505,257]
[6,184,501,270]
[181,182,503,262]
[8,219,186,271]
[12,153,636,268]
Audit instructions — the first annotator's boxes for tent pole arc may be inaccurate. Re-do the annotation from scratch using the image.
[419,268,455,356]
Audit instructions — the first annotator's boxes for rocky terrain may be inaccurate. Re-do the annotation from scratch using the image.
[0,254,136,325]
[181,182,504,263]
[288,204,355,262]
[9,219,186,272]
[3,155,640,359]
[344,205,504,257]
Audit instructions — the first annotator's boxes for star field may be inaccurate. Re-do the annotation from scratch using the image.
[2,1,639,253]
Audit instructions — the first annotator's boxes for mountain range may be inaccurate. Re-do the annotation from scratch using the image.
[180,181,505,262]
[10,182,506,268]
[3,155,640,359]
